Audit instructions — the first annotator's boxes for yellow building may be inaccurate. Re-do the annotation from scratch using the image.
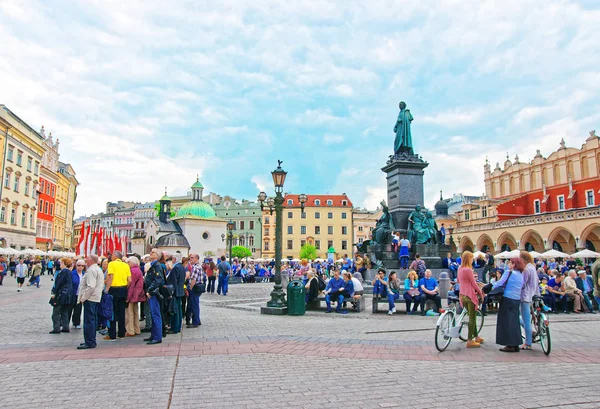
[58,162,78,250]
[353,208,382,246]
[262,194,354,259]
[54,170,69,249]
[0,105,46,249]
[453,132,600,254]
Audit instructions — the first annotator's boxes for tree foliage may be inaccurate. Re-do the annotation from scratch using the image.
[231,245,252,259]
[154,202,175,218]
[299,244,318,260]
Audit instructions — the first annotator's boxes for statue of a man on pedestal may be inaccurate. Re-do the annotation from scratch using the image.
[393,101,414,155]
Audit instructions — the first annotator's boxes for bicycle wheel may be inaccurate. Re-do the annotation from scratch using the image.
[538,315,551,355]
[458,310,484,342]
[435,311,454,352]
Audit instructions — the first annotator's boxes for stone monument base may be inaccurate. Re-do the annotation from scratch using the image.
[413,244,451,269]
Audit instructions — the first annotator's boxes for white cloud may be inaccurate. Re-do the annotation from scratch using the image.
[251,175,270,193]
[323,133,344,144]
[334,84,353,97]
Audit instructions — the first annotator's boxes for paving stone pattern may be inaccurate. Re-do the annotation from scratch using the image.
[1,276,599,408]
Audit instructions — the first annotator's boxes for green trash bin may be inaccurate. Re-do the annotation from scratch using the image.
[287,279,306,316]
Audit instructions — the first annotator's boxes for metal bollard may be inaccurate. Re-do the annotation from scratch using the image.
[438,271,451,299]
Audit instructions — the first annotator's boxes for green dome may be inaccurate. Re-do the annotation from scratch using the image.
[176,200,216,219]
[160,194,171,201]
[191,180,204,189]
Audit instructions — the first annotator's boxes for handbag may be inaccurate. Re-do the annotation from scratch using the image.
[49,296,58,306]
[488,271,513,301]
[407,288,420,297]
[192,281,206,295]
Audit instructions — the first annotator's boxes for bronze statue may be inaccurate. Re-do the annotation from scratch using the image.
[371,200,395,245]
[393,101,414,155]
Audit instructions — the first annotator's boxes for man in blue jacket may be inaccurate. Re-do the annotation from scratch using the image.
[167,253,187,333]
[324,270,346,314]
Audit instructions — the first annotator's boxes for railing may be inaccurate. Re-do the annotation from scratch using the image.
[454,207,600,233]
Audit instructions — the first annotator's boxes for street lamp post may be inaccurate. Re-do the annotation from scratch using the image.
[258,161,307,315]
[227,220,235,264]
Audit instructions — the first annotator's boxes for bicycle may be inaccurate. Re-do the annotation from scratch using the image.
[435,301,485,352]
[521,295,551,355]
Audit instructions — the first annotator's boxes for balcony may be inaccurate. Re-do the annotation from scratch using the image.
[455,207,600,234]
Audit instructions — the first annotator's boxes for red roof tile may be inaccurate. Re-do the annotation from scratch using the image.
[283,194,352,208]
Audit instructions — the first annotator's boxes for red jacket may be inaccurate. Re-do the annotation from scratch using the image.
[127,266,146,303]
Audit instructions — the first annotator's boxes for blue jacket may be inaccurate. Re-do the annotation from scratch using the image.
[342,279,355,297]
[167,263,186,298]
[145,261,165,295]
[325,277,344,293]
[52,268,73,305]
[71,269,81,303]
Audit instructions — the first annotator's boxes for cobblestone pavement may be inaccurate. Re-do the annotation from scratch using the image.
[1,275,600,408]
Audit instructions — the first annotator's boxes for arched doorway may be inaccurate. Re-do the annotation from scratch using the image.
[580,224,600,252]
[476,234,494,253]
[459,236,474,252]
[520,229,544,251]
[548,227,577,253]
[497,232,517,252]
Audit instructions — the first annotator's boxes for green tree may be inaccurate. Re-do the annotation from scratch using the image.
[231,245,252,259]
[299,243,317,260]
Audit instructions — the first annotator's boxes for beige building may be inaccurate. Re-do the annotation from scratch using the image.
[0,105,46,249]
[453,132,600,255]
[262,194,354,259]
[353,208,382,246]
[59,162,78,250]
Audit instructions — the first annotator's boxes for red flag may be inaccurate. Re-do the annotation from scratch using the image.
[76,221,86,256]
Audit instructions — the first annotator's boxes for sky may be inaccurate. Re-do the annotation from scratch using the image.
[1,0,599,217]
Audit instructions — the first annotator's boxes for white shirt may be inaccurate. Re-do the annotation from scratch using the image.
[351,277,364,292]
[15,263,28,278]
[400,239,410,247]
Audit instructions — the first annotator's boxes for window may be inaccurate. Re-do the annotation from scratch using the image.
[287,240,293,250]
[265,216,270,224]
[40,180,45,192]
[39,199,43,211]
[586,190,595,207]
[327,200,333,206]
[7,146,14,161]
[482,206,488,218]
[315,240,321,250]
[465,210,470,221]
[301,212,306,219]
[301,226,306,235]
[301,239,306,247]
[46,184,50,195]
[342,200,348,206]
[10,208,16,225]
[249,235,254,246]
[342,212,347,219]
[49,204,54,215]
[16,151,22,166]
[0,206,5,222]
[21,211,26,227]
[13,176,19,192]
[240,221,245,230]
[44,202,49,214]
[287,199,293,205]
[342,240,348,250]
[264,228,270,236]
[34,162,39,175]
[29,213,33,228]
[264,241,269,251]
[249,221,254,230]
[315,226,321,235]
[328,226,334,234]
[328,212,333,219]
[287,226,293,234]
[327,240,333,249]
[315,199,321,206]
[557,195,565,211]
[342,226,347,235]
[52,185,55,197]
[27,157,32,171]
[24,181,29,196]
[4,173,10,188]
[288,211,293,219]
[358,226,363,232]
[534,199,541,214]
[315,212,320,219]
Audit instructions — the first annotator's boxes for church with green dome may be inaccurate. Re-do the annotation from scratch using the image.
[152,177,226,256]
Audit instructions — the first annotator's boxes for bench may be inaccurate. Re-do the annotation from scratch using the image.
[372,294,438,314]
[306,295,365,312]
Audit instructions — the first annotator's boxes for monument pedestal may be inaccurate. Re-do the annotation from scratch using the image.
[413,244,451,269]
[381,154,428,233]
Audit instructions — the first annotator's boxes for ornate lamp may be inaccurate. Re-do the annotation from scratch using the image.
[298,193,308,213]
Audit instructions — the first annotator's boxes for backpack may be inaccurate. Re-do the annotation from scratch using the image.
[416,260,426,277]
[317,276,326,291]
